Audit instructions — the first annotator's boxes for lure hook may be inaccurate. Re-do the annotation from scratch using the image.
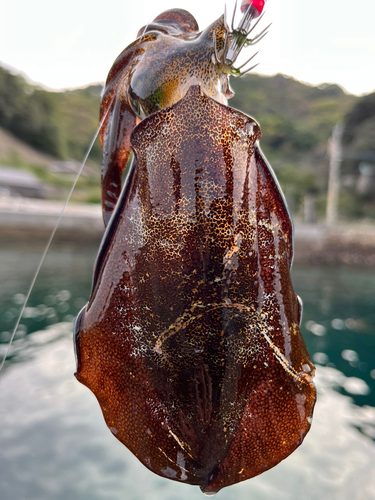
[247,22,272,45]
[220,0,270,75]
[235,50,259,71]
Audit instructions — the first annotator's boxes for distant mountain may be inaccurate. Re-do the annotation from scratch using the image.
[342,91,375,163]
[230,73,360,218]
[340,91,375,218]
[0,126,56,169]
[0,66,102,163]
[0,65,356,168]
[1,64,373,218]
[231,73,356,166]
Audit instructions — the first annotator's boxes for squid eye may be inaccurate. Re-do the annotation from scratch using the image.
[240,0,266,17]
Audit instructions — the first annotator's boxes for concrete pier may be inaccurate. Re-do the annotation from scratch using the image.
[1,197,374,265]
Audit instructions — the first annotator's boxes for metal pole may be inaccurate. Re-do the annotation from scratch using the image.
[326,123,343,225]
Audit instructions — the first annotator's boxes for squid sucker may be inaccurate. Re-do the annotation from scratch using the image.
[74,5,316,494]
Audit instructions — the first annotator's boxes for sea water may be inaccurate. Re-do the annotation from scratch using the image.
[0,238,374,499]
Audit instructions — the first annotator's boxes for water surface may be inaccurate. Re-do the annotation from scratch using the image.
[0,238,374,499]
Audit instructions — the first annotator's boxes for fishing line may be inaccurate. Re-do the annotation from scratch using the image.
[0,104,112,374]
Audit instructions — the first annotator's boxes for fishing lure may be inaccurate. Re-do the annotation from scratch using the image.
[74,1,316,494]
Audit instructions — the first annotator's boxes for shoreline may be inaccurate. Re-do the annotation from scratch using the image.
[0,197,102,241]
[1,197,375,265]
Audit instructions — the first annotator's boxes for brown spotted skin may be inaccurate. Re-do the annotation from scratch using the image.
[75,85,316,494]
[99,9,231,226]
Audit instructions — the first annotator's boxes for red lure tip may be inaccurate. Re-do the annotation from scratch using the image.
[240,0,266,16]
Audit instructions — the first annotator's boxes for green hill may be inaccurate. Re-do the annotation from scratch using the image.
[1,65,373,219]
[340,91,375,218]
[0,66,103,203]
[0,66,102,162]
[231,73,355,164]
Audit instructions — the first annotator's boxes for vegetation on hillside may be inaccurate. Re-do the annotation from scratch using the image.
[0,66,102,162]
[340,92,375,219]
[231,74,357,219]
[0,66,102,203]
[0,65,374,219]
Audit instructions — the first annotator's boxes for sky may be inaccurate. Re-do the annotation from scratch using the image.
[0,0,374,95]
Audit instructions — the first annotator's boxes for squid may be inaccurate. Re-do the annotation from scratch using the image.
[74,1,316,494]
